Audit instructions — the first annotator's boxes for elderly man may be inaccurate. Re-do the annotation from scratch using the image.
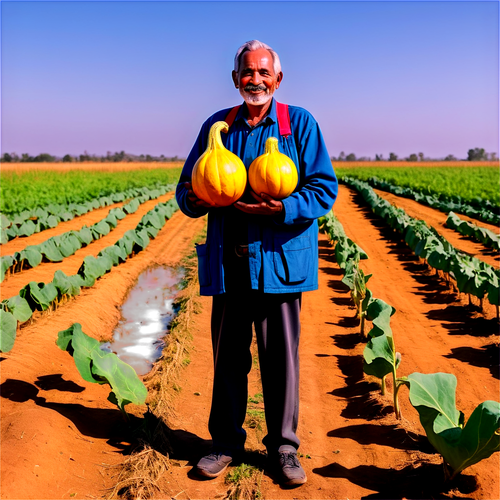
[176,40,337,487]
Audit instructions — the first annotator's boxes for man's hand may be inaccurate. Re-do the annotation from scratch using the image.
[234,191,283,215]
[184,182,212,208]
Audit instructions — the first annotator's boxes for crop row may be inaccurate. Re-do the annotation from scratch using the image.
[342,177,499,313]
[319,210,500,481]
[0,198,179,354]
[446,211,500,251]
[0,183,175,243]
[1,189,175,282]
[338,174,500,226]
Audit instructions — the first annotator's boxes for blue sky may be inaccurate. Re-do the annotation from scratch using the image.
[1,1,498,160]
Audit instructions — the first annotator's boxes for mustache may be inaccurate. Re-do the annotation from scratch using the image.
[243,84,267,92]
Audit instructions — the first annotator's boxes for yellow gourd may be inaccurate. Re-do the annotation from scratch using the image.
[191,121,247,207]
[248,137,298,200]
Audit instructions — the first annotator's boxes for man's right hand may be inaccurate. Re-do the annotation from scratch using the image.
[184,182,212,208]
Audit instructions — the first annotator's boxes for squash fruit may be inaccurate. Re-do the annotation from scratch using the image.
[191,121,247,207]
[248,137,298,200]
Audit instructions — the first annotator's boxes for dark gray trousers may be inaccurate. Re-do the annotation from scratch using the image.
[208,290,302,455]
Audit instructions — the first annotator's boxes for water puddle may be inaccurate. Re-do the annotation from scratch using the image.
[101,265,185,376]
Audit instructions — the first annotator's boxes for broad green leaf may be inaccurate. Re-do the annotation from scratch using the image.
[448,401,500,474]
[40,239,65,262]
[91,348,148,412]
[406,372,462,434]
[57,323,148,415]
[363,333,395,379]
[76,226,93,246]
[19,281,58,311]
[134,228,150,251]
[0,214,11,229]
[117,230,136,255]
[6,295,32,322]
[104,212,118,228]
[405,373,500,477]
[98,245,127,266]
[91,220,111,238]
[124,199,140,214]
[1,255,15,281]
[18,220,37,237]
[110,207,126,220]
[56,232,82,257]
[1,229,9,244]
[52,270,83,297]
[0,310,17,353]
[18,246,43,268]
[366,299,396,338]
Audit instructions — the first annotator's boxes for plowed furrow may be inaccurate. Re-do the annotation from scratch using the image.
[373,188,499,268]
[1,193,174,300]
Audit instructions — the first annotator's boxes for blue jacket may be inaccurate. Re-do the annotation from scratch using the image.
[176,98,338,295]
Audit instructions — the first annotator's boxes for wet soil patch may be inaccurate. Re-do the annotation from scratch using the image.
[102,265,185,376]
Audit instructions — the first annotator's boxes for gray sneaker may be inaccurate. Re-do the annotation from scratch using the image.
[195,451,233,478]
[275,450,307,486]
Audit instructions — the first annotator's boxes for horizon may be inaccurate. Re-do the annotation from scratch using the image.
[2,1,498,159]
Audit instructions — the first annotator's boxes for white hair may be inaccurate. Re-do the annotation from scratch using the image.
[234,40,282,75]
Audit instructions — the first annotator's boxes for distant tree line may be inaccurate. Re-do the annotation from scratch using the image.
[0,150,184,163]
[330,148,498,162]
[1,148,497,163]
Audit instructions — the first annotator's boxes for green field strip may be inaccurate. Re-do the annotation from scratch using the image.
[0,186,176,282]
[337,171,500,226]
[0,198,179,353]
[0,183,176,243]
[342,177,499,310]
[0,167,182,215]
[336,166,500,208]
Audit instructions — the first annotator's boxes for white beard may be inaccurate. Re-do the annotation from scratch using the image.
[239,87,274,106]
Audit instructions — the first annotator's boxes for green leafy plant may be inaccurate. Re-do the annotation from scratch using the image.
[362,298,402,418]
[341,260,373,335]
[56,323,147,419]
[400,372,500,480]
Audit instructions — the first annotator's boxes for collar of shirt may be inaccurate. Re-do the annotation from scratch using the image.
[233,98,278,129]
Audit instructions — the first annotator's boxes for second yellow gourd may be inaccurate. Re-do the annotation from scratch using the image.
[248,137,298,200]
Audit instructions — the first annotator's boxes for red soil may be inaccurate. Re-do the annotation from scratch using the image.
[1,184,499,500]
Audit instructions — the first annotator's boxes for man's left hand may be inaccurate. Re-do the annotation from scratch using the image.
[234,191,283,215]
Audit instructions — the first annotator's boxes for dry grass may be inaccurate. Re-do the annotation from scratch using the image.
[333,160,499,168]
[106,237,202,500]
[106,445,171,500]
[225,464,263,500]
[0,161,184,173]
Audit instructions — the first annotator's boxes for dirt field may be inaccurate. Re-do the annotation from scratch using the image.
[1,184,498,499]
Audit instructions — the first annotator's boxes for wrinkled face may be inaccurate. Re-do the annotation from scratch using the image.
[232,48,283,107]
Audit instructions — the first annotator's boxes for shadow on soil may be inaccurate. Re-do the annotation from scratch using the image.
[327,423,433,452]
[0,378,135,452]
[329,354,392,420]
[426,307,499,337]
[313,461,478,499]
[444,343,500,379]
[318,239,337,264]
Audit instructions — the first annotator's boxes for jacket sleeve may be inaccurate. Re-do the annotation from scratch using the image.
[281,119,338,225]
[175,121,211,219]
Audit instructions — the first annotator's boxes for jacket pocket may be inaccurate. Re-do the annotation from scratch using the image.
[196,243,211,287]
[274,235,311,284]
